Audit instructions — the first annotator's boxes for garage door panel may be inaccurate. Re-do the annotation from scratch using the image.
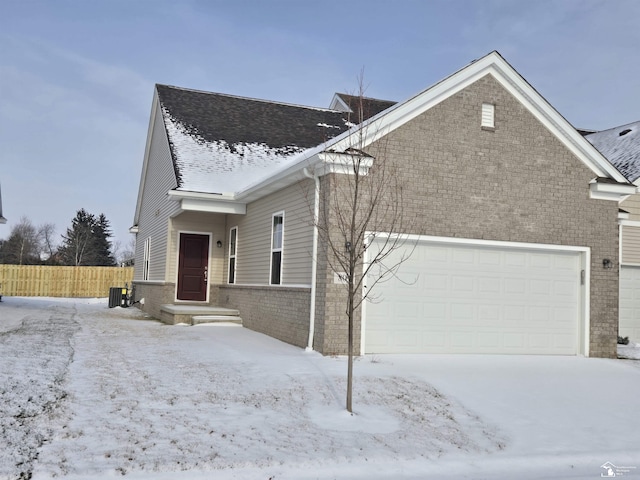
[503,332,525,348]
[531,279,551,295]
[394,331,419,347]
[479,250,501,266]
[553,280,576,297]
[365,239,581,355]
[452,249,475,264]
[424,273,448,291]
[505,252,526,267]
[477,332,500,347]
[422,330,447,348]
[478,277,501,294]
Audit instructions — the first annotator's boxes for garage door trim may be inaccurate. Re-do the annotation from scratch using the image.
[361,233,591,356]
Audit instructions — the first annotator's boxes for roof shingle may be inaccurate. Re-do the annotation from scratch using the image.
[586,120,640,183]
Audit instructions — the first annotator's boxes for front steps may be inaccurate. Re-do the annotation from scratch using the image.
[159,304,242,326]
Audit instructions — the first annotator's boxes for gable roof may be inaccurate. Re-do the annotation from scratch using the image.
[586,121,640,183]
[238,51,631,204]
[156,85,354,194]
[137,50,633,223]
[323,51,628,184]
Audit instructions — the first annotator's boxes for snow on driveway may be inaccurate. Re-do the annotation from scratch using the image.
[1,296,639,480]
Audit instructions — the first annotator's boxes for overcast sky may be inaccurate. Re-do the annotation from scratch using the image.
[1,0,639,253]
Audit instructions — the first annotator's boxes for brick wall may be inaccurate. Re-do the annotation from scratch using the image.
[314,74,619,358]
[133,282,175,320]
[219,284,311,349]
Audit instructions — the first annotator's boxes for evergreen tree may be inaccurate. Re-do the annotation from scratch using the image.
[58,209,116,266]
[93,213,116,266]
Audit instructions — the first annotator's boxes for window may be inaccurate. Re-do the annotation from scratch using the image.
[481,103,495,129]
[270,213,284,285]
[228,226,237,284]
[142,237,151,281]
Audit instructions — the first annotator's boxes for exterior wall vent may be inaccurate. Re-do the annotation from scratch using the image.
[481,103,495,129]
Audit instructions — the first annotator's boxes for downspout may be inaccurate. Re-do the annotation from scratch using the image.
[303,168,320,351]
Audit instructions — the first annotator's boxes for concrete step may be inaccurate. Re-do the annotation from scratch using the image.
[159,304,241,325]
[191,315,243,326]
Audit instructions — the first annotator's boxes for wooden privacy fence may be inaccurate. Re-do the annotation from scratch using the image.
[0,265,134,298]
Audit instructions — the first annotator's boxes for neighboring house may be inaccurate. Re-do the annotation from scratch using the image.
[0,183,6,224]
[131,51,633,358]
[586,122,640,343]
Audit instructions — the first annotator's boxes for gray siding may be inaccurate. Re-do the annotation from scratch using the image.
[133,100,180,282]
[226,179,314,285]
[621,194,640,221]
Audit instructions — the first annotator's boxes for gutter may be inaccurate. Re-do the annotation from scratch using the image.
[303,167,320,351]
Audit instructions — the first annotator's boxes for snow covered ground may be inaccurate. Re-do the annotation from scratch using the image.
[1,297,639,480]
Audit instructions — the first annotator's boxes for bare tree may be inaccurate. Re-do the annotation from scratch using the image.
[0,216,41,264]
[38,222,58,263]
[113,237,136,266]
[311,75,416,413]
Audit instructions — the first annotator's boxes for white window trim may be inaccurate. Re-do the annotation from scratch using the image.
[228,226,238,284]
[269,212,285,285]
[142,237,151,281]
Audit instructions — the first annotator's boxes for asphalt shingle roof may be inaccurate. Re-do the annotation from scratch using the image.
[156,85,375,194]
[586,121,640,183]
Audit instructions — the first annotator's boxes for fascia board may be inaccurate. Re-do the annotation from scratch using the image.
[589,180,637,201]
[168,190,246,214]
[317,151,374,175]
[589,181,637,195]
[167,190,235,201]
[620,219,640,227]
[133,91,160,225]
[179,198,246,214]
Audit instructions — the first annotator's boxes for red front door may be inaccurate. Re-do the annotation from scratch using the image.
[177,233,209,301]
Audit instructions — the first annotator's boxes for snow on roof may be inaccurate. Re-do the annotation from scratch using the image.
[156,85,362,194]
[163,110,308,194]
[586,120,640,183]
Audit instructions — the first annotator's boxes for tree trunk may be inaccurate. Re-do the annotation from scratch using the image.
[346,253,355,413]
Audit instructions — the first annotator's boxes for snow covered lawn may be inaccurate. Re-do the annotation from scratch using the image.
[1,297,639,479]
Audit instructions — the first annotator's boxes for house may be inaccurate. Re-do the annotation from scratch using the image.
[131,51,633,358]
[586,122,640,343]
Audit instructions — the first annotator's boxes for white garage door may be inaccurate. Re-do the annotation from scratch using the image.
[364,238,582,355]
[619,266,640,343]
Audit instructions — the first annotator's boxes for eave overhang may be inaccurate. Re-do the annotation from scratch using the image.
[167,190,247,215]
[589,178,637,201]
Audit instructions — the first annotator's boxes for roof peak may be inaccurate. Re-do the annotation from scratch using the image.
[155,84,337,113]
